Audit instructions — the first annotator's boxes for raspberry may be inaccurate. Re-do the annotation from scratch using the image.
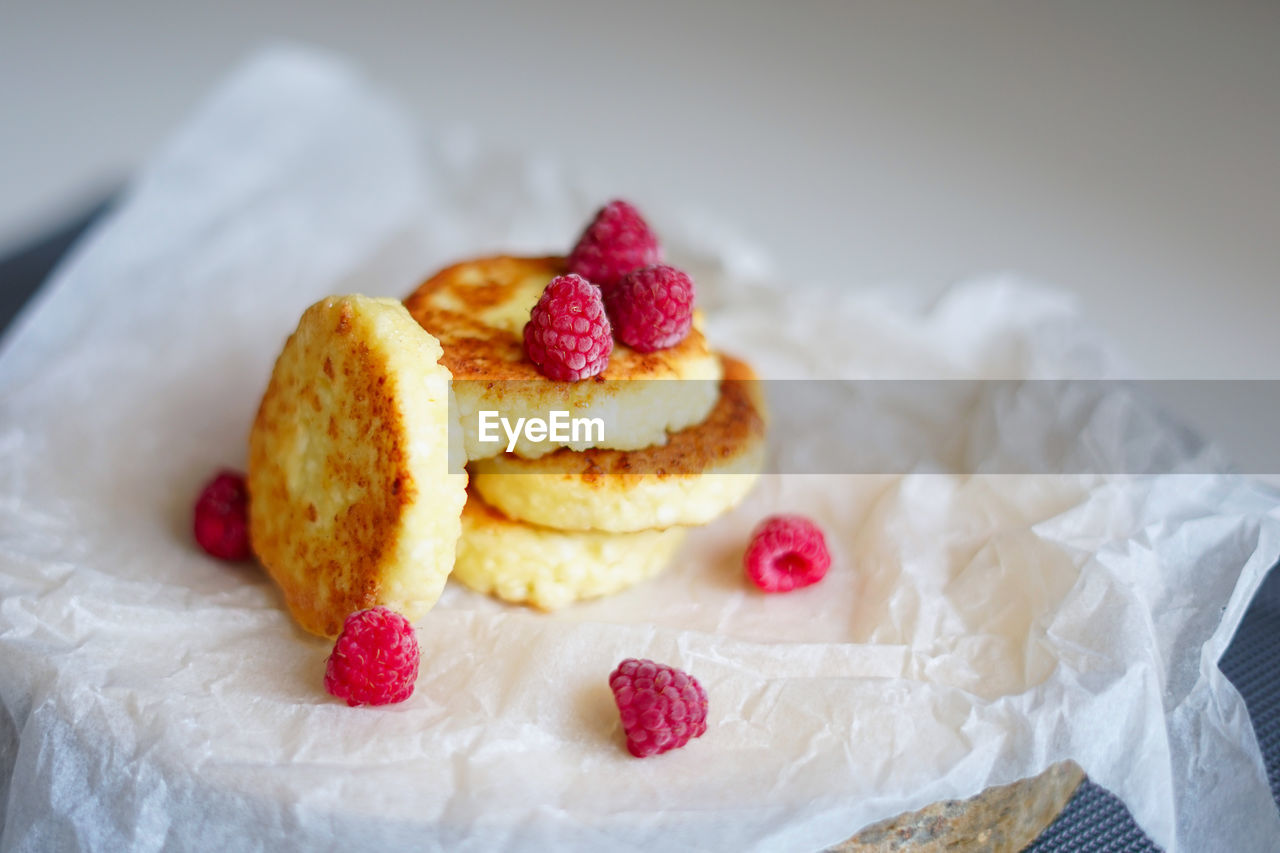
[324,607,420,707]
[744,515,831,593]
[605,264,695,352]
[608,658,708,757]
[523,274,613,381]
[193,470,251,561]
[567,199,662,290]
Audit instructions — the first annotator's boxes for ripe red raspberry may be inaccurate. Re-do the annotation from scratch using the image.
[567,199,662,290]
[523,273,613,381]
[193,470,251,561]
[605,264,695,352]
[608,658,708,757]
[744,515,831,593]
[324,607,420,707]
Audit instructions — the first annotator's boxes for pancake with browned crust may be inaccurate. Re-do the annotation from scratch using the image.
[248,295,467,637]
[468,355,765,532]
[403,255,722,460]
[453,490,687,609]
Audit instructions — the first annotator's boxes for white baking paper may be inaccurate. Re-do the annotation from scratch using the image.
[1,46,1278,852]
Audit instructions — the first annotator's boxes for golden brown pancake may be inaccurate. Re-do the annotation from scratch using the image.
[248,295,467,637]
[403,255,723,459]
[468,356,766,532]
[453,490,688,609]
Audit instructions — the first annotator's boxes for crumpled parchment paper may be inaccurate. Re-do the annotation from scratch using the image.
[1,46,1277,853]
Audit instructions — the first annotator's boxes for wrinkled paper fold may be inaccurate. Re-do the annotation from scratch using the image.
[1,47,1277,852]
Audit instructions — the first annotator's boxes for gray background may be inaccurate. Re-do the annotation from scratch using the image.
[1,2,1278,423]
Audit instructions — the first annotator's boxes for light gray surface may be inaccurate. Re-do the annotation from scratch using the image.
[1,0,1278,382]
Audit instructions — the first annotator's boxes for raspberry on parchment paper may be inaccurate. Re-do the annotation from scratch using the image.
[744,515,832,593]
[193,470,251,561]
[324,607,421,707]
[608,658,709,757]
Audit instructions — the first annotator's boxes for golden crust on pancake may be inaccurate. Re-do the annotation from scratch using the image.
[453,491,687,609]
[468,356,766,532]
[248,295,467,637]
[403,255,722,459]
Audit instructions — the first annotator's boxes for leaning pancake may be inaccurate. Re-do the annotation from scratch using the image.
[469,355,765,533]
[453,492,687,610]
[403,255,722,460]
[248,295,468,637]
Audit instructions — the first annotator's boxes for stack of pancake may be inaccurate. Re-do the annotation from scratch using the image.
[405,255,768,611]
[247,257,766,637]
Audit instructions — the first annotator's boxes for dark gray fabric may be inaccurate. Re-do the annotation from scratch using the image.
[0,197,112,339]
[1,204,1277,852]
